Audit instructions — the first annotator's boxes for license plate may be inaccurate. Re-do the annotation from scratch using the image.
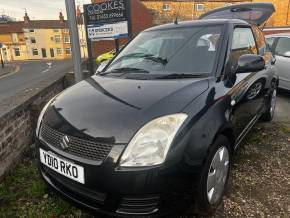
[39,148,85,184]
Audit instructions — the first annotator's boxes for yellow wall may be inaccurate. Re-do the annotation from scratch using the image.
[24,28,72,60]
[0,33,28,61]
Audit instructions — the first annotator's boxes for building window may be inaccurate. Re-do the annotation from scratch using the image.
[65,48,71,55]
[53,29,59,32]
[163,4,170,11]
[32,48,38,56]
[31,37,36,43]
[50,37,54,41]
[64,36,70,43]
[14,48,20,56]
[57,48,62,55]
[55,35,61,43]
[64,29,69,33]
[29,29,35,33]
[196,4,205,11]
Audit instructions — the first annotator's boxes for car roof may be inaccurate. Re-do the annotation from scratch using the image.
[144,19,249,32]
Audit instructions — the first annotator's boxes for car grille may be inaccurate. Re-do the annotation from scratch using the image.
[117,195,159,215]
[40,124,112,161]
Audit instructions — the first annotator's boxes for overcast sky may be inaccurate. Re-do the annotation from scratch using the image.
[0,0,91,21]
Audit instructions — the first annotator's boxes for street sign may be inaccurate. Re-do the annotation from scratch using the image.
[83,0,130,40]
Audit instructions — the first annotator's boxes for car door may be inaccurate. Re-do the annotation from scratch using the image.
[226,26,268,141]
[272,37,290,90]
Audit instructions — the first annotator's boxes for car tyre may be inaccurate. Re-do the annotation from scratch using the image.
[261,84,277,122]
[195,135,231,216]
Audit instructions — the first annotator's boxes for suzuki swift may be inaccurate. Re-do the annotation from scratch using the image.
[36,3,278,217]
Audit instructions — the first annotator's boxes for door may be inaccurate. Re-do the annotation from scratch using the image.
[200,3,275,26]
[50,48,54,58]
[226,27,267,140]
[41,48,47,58]
[272,37,290,90]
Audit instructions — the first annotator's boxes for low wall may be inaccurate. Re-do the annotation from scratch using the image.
[0,76,67,180]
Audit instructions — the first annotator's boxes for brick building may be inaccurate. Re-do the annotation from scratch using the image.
[141,0,290,27]
[91,0,153,57]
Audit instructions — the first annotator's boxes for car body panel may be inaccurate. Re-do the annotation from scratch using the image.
[36,12,278,217]
[266,35,290,90]
[43,75,209,144]
[200,3,275,26]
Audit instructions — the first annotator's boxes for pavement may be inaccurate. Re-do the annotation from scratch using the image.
[0,60,73,102]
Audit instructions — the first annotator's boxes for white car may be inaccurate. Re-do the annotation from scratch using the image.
[266,34,290,90]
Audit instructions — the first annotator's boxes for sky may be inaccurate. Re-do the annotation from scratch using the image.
[0,0,91,21]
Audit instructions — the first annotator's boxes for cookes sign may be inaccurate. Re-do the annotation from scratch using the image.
[84,0,130,40]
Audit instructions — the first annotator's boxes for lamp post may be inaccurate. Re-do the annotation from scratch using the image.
[65,0,83,82]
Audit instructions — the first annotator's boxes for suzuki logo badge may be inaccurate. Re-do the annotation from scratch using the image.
[60,135,70,150]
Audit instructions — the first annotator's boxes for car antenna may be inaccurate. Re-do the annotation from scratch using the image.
[174,2,182,24]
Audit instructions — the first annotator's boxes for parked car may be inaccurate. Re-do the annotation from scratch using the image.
[266,34,290,90]
[96,45,124,65]
[36,3,277,217]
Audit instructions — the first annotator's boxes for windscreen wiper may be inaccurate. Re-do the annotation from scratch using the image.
[100,67,150,76]
[156,73,207,79]
[144,55,168,65]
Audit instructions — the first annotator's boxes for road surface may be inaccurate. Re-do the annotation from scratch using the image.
[0,60,73,102]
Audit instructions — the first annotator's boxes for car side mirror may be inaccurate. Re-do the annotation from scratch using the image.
[236,54,265,74]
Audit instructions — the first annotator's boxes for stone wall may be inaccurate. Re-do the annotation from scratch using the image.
[0,77,65,180]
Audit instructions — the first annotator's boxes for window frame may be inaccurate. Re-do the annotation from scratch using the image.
[32,48,38,56]
[31,37,36,44]
[162,4,170,11]
[14,48,20,56]
[65,47,71,55]
[272,37,290,57]
[55,35,61,43]
[57,48,62,55]
[196,3,205,12]
[64,36,70,43]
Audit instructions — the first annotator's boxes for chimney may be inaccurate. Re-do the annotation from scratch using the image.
[23,12,30,24]
[76,5,81,18]
[59,11,65,24]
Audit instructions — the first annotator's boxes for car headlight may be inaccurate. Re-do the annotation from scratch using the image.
[120,113,188,167]
[35,97,55,136]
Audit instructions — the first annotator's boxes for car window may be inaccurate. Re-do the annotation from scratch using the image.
[265,37,275,51]
[105,25,223,77]
[227,27,257,72]
[252,26,266,55]
[275,37,290,56]
[232,28,257,54]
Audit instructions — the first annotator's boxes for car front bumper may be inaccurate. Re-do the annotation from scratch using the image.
[36,139,197,217]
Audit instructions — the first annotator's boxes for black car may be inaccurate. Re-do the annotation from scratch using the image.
[36,3,278,217]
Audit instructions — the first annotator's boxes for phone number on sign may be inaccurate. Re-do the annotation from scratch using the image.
[89,12,125,21]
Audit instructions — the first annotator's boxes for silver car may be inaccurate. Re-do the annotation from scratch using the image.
[266,34,290,90]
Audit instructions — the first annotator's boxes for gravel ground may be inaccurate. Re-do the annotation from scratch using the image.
[0,122,289,218]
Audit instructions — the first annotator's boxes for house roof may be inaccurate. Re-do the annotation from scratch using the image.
[0,20,68,34]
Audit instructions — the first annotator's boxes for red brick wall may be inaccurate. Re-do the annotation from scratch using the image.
[91,0,153,58]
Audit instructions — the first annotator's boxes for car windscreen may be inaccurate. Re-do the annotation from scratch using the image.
[104,25,223,79]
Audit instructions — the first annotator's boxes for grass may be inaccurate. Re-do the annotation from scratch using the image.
[0,151,87,218]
